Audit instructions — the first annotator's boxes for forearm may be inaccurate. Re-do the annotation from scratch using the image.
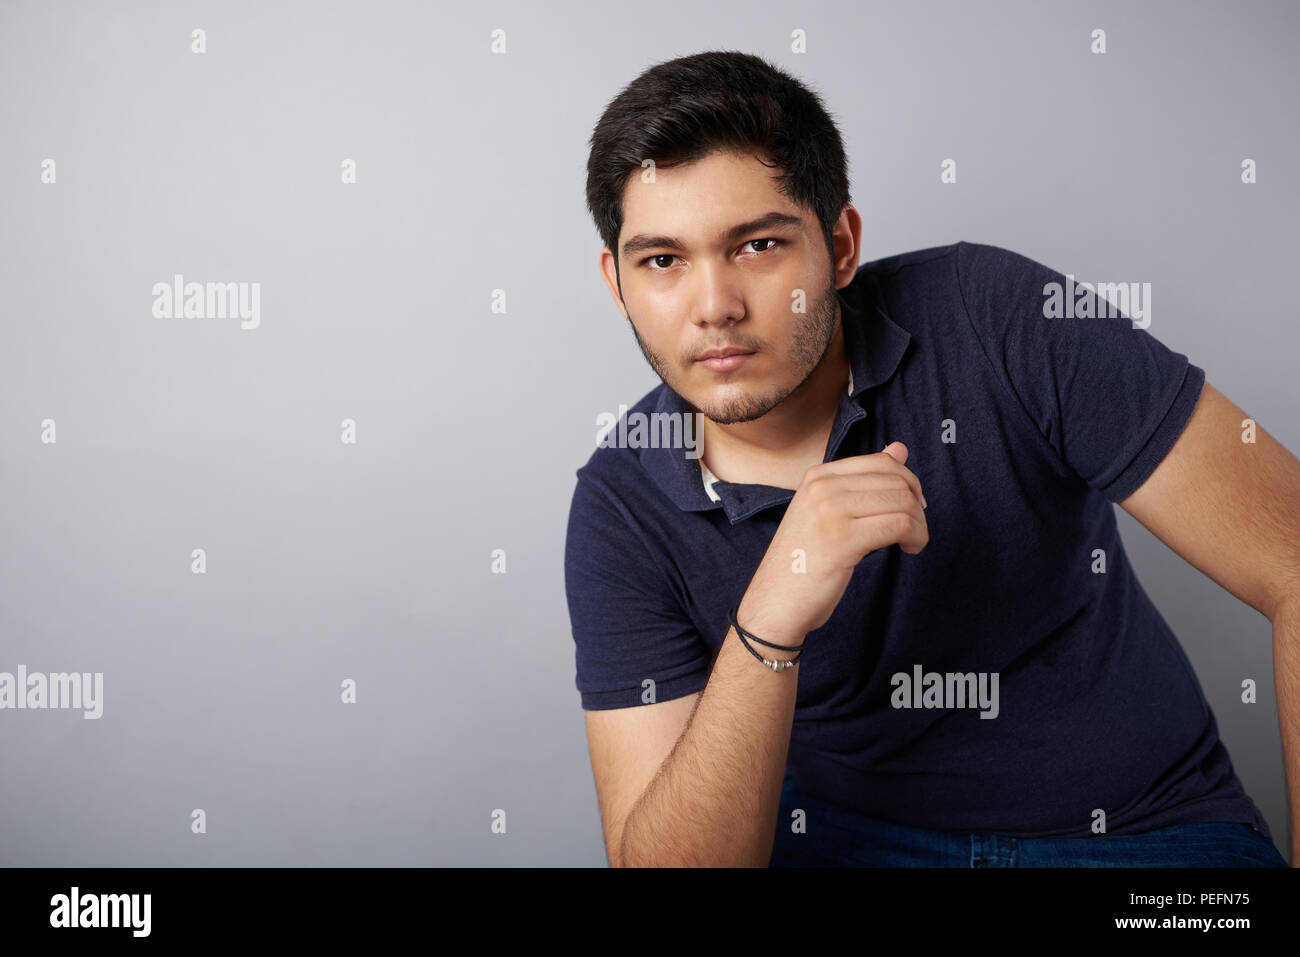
[617,598,804,867]
[1273,594,1300,866]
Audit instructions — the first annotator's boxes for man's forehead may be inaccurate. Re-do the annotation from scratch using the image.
[622,150,785,213]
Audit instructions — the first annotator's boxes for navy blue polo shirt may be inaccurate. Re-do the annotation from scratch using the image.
[563,240,1270,839]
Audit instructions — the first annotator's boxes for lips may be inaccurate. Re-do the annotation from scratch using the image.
[694,347,755,361]
[696,350,756,372]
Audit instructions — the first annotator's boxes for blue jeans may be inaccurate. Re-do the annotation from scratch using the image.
[770,774,1288,867]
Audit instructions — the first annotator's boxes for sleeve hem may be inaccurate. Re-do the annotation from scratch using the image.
[1100,362,1206,503]
[579,669,709,711]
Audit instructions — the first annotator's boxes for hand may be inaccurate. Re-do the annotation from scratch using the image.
[739,441,929,639]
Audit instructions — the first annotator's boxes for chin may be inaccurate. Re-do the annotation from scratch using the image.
[700,390,782,425]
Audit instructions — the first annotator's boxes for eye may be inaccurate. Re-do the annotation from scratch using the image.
[639,239,781,271]
[641,254,679,270]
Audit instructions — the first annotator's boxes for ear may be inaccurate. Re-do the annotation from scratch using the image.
[599,247,628,319]
[831,203,863,289]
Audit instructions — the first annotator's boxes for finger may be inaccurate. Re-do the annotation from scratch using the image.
[815,452,927,510]
[834,482,926,520]
[880,441,908,465]
[848,509,929,555]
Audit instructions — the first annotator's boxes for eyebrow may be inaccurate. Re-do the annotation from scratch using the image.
[619,210,805,261]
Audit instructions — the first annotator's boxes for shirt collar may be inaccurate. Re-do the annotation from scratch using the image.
[639,267,912,520]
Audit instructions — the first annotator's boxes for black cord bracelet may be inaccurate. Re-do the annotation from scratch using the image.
[735,627,802,670]
[727,606,804,650]
[728,606,804,671]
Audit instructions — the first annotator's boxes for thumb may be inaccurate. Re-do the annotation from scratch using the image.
[880,440,908,465]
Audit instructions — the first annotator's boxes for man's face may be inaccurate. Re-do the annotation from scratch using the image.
[607,149,839,425]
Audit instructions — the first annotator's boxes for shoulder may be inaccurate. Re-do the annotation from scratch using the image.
[851,239,1053,283]
[949,240,1061,286]
[853,239,1058,292]
[849,239,1051,315]
[841,240,1007,341]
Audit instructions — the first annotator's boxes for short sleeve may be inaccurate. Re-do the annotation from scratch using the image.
[954,241,1206,503]
[563,471,712,710]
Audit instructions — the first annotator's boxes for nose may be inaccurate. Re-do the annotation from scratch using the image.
[689,259,746,327]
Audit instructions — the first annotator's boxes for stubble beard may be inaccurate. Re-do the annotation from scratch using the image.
[626,279,840,426]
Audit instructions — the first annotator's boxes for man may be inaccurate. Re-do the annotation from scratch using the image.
[565,51,1300,867]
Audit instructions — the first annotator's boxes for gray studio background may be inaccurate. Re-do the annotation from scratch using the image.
[1,0,1296,865]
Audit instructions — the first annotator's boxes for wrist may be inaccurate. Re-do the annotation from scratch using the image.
[733,597,808,650]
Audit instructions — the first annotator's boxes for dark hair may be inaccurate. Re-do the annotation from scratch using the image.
[585,50,851,289]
